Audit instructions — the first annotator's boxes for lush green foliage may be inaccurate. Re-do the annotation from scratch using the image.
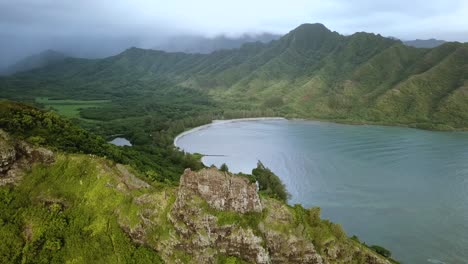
[370,245,392,258]
[0,156,163,264]
[252,161,290,202]
[2,24,467,132]
[0,101,203,182]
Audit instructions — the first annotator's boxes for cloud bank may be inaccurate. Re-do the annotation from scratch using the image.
[1,0,467,67]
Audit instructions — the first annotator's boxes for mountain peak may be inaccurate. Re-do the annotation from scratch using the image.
[280,23,339,53]
[291,23,331,35]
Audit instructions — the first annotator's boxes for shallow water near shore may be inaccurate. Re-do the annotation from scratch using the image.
[175,119,468,264]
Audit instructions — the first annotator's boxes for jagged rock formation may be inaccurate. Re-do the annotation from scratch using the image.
[169,168,273,263]
[0,130,54,185]
[123,167,392,263]
[178,168,262,213]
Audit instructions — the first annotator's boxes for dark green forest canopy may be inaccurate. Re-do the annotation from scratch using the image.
[0,101,203,182]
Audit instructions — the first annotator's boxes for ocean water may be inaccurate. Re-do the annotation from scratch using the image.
[176,119,468,264]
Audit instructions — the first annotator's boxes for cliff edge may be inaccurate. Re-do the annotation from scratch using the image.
[0,130,395,263]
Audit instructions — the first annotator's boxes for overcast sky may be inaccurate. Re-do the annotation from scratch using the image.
[1,0,467,67]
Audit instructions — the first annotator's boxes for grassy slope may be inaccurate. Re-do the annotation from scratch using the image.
[0,154,164,264]
[35,97,110,119]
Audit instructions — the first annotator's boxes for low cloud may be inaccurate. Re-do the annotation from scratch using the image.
[1,0,467,68]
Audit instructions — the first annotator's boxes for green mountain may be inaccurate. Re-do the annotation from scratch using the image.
[1,50,67,75]
[1,23,467,130]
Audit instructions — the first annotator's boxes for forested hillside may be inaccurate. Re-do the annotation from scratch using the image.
[1,23,467,132]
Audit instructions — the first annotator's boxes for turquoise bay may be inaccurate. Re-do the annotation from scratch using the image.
[176,119,468,264]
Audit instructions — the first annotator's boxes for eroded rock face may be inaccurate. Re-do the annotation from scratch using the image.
[118,167,392,264]
[166,168,323,264]
[170,168,268,263]
[0,130,54,185]
[179,168,262,213]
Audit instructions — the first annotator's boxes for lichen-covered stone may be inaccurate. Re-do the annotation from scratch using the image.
[179,168,262,213]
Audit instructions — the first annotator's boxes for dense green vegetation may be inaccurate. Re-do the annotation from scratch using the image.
[252,161,290,202]
[1,23,467,137]
[370,245,392,258]
[0,25,460,203]
[0,155,164,264]
[0,101,203,182]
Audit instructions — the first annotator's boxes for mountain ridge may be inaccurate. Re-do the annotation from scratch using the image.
[1,23,467,130]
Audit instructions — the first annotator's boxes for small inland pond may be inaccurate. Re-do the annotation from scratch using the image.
[109,137,132,147]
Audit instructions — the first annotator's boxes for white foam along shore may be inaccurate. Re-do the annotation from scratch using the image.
[173,117,286,149]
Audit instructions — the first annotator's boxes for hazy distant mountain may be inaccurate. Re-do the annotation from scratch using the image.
[1,50,67,75]
[153,33,281,54]
[403,39,446,48]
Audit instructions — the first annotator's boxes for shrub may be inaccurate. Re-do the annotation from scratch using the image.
[220,163,229,172]
[370,245,392,258]
[252,161,290,202]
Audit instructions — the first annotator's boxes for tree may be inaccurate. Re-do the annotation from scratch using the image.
[220,163,229,172]
[251,161,290,202]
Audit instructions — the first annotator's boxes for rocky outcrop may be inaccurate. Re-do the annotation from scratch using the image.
[178,168,262,213]
[166,168,323,264]
[118,167,393,263]
[0,130,54,185]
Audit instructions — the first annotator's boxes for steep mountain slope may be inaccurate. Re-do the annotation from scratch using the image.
[0,23,467,130]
